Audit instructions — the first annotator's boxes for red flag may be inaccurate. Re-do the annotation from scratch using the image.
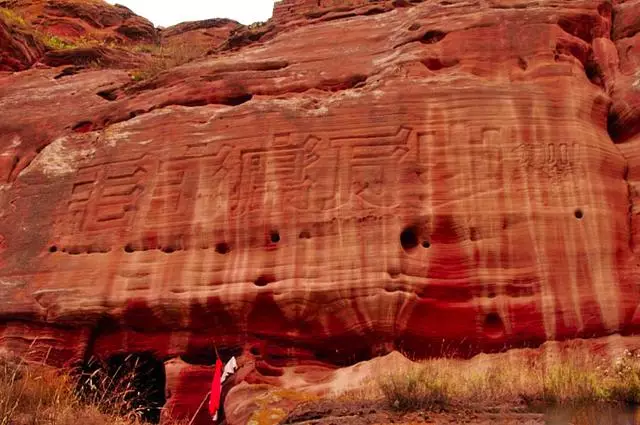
[208,358,223,416]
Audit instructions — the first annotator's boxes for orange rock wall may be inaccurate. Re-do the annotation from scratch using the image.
[2,0,640,423]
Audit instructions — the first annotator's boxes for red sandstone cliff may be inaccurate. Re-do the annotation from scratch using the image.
[2,0,640,423]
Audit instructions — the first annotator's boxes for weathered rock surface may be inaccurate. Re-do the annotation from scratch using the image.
[0,0,238,72]
[0,12,44,71]
[2,0,640,423]
[161,18,240,52]
[0,0,158,43]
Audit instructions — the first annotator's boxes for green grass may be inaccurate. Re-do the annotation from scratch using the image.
[40,34,77,50]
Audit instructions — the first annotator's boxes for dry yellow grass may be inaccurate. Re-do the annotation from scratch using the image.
[339,348,640,412]
[0,356,187,425]
[0,7,27,27]
[0,7,90,50]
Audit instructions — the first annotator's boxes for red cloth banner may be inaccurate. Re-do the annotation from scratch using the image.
[208,358,223,416]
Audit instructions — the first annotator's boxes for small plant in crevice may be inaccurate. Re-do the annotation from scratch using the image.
[247,21,267,30]
[0,7,27,28]
[40,34,77,50]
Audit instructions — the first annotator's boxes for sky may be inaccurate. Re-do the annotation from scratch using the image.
[107,0,277,27]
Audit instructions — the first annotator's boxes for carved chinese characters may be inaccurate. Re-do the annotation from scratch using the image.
[54,122,586,254]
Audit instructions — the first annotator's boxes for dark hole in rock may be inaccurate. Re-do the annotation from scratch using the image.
[162,246,176,254]
[49,246,58,253]
[97,88,118,101]
[299,231,312,239]
[363,7,386,15]
[423,58,445,71]
[422,58,458,71]
[385,284,402,293]
[255,274,276,287]
[215,242,231,254]
[53,66,82,80]
[225,93,253,106]
[575,209,584,220]
[181,99,209,107]
[518,57,528,70]
[422,241,431,249]
[483,312,505,338]
[421,30,446,44]
[67,246,83,255]
[129,110,144,119]
[270,231,281,244]
[400,226,419,251]
[585,60,603,86]
[250,346,261,356]
[77,353,166,424]
[72,121,93,133]
[124,244,135,253]
[324,74,368,91]
[181,346,242,366]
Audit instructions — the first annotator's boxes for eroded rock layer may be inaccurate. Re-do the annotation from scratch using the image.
[2,0,640,423]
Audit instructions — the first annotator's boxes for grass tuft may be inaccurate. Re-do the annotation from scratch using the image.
[379,363,449,411]
[369,348,640,412]
[0,355,185,425]
[0,8,27,28]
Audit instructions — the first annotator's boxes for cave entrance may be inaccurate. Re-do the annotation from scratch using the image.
[78,352,166,424]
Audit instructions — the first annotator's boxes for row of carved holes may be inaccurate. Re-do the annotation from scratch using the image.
[123,242,232,255]
[401,209,585,250]
[50,210,585,255]
[48,230,317,255]
[48,242,232,255]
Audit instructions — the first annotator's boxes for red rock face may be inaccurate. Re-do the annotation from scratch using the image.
[2,0,640,423]
[1,0,158,43]
[0,9,44,71]
[161,18,240,51]
[273,0,389,25]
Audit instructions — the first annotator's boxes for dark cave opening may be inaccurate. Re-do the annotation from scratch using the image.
[77,352,166,424]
